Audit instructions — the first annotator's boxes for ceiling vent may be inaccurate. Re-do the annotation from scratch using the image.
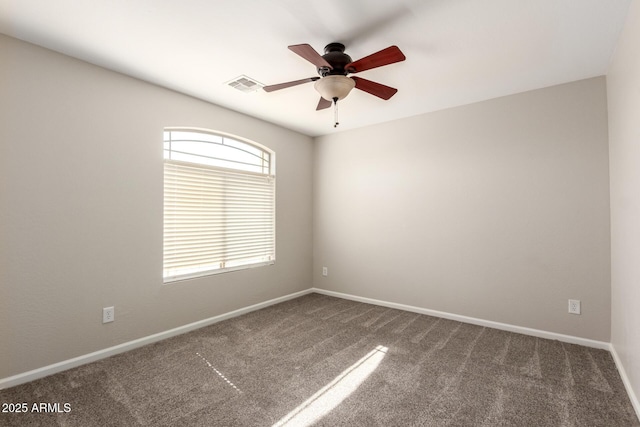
[227,75,263,93]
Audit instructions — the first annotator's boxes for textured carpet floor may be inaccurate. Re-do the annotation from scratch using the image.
[1,293,638,426]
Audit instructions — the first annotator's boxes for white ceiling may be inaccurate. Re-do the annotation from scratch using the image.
[0,0,632,137]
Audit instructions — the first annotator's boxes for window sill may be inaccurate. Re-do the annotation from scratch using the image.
[163,260,275,284]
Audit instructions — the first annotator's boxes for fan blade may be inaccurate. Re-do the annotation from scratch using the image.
[316,97,332,110]
[352,77,398,100]
[345,46,406,73]
[288,44,333,69]
[263,77,319,92]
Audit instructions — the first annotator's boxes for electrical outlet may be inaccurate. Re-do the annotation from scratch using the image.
[103,306,115,323]
[322,267,328,277]
[568,299,581,315]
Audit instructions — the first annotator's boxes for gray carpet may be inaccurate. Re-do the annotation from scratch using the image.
[1,293,638,426]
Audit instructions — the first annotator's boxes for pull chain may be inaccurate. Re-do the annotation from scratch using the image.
[333,97,339,128]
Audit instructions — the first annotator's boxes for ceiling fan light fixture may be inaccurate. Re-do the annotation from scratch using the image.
[314,75,356,101]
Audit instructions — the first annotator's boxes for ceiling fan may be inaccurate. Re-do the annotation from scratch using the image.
[263,42,406,126]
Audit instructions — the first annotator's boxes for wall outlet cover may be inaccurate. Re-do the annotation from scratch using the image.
[103,306,115,323]
[568,299,581,315]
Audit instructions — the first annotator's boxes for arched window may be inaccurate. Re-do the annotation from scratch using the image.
[163,128,275,282]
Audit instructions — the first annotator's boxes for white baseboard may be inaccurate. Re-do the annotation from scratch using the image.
[0,288,313,390]
[310,288,610,350]
[609,344,640,421]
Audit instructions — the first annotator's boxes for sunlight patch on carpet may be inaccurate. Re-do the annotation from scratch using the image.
[273,345,388,427]
[196,352,242,393]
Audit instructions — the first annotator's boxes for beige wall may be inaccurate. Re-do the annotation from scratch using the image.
[313,77,611,342]
[0,35,313,379]
[608,0,640,409]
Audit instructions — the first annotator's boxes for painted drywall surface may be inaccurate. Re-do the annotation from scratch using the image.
[608,0,640,409]
[314,77,611,341]
[0,35,313,378]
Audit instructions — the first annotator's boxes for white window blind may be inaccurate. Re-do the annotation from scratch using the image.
[163,129,275,282]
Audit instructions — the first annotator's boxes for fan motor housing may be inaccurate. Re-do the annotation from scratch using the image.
[318,43,352,77]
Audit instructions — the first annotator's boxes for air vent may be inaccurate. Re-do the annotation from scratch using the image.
[227,75,263,93]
